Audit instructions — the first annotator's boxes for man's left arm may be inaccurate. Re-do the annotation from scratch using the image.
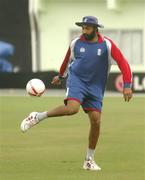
[106,38,133,102]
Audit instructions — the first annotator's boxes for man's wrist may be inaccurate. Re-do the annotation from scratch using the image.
[58,74,64,80]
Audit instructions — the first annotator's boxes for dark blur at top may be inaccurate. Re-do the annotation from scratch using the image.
[0,0,32,72]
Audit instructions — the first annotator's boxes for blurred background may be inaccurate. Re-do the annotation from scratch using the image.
[0,0,144,94]
[0,1,144,179]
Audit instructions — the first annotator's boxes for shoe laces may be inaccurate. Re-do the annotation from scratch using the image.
[26,114,38,125]
[86,157,96,167]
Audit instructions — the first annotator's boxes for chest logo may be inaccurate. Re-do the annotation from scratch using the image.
[80,47,85,53]
[97,48,102,56]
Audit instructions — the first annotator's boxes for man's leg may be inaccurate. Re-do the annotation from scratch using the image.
[83,110,101,170]
[88,111,101,150]
[20,100,80,132]
[46,100,80,117]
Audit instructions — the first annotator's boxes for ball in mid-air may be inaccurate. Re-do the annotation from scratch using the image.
[26,78,45,97]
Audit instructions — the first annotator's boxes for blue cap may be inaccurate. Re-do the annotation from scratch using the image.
[75,16,104,28]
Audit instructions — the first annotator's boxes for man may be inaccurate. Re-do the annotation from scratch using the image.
[21,16,133,171]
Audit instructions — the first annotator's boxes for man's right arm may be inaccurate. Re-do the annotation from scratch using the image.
[59,37,79,78]
[51,37,79,85]
[59,47,71,78]
[51,47,71,85]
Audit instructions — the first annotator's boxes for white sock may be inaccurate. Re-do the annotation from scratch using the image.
[86,148,95,160]
[37,111,48,121]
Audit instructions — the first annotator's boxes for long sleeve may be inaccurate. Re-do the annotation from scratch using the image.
[59,37,79,78]
[59,47,71,77]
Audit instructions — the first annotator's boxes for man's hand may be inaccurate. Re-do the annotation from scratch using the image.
[123,88,133,102]
[51,75,61,85]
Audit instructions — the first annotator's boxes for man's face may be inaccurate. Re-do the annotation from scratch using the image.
[82,25,96,40]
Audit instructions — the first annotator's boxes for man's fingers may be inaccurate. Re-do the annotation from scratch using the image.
[51,76,59,84]
[51,79,57,84]
[51,79,61,85]
[51,79,55,84]
[51,80,58,85]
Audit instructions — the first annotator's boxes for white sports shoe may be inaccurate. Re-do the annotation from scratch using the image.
[20,112,39,132]
[83,157,101,171]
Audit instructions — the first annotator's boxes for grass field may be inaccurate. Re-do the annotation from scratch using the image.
[0,96,144,180]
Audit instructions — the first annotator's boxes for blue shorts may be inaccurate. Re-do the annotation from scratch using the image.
[64,86,103,113]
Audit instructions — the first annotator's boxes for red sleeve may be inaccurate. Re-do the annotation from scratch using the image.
[59,47,71,77]
[106,37,132,86]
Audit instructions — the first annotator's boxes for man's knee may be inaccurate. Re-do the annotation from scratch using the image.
[66,106,79,115]
[88,111,101,126]
[91,118,101,126]
[65,100,80,115]
[89,114,101,126]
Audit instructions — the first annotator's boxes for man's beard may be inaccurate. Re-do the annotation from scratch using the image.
[83,29,96,40]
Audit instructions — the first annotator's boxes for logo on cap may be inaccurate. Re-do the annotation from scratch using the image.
[83,18,88,23]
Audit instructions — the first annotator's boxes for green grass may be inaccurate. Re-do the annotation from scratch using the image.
[0,96,145,180]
